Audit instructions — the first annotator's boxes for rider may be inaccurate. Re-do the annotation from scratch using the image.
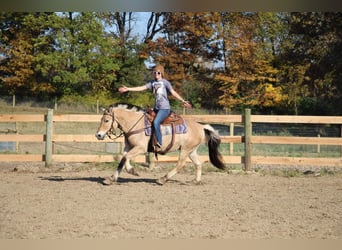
[118,64,192,149]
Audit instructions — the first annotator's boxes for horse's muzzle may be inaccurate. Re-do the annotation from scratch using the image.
[95,132,105,140]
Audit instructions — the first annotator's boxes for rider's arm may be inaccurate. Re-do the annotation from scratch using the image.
[118,85,148,93]
[170,89,192,108]
[170,89,186,103]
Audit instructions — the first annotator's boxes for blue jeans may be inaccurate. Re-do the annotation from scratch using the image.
[153,109,170,145]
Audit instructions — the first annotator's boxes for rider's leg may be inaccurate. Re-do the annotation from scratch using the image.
[152,109,170,146]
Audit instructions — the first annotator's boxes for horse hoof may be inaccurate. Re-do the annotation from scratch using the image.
[103,176,115,185]
[156,176,167,185]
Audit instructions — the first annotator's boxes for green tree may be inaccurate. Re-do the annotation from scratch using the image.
[0,12,122,103]
[32,12,121,103]
[100,12,150,105]
[281,12,342,115]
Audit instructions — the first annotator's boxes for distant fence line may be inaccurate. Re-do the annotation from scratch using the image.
[1,109,342,170]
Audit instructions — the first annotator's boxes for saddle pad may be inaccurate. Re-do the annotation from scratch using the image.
[144,115,187,136]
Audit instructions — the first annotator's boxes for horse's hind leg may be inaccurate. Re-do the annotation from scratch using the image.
[156,151,189,185]
[189,150,203,184]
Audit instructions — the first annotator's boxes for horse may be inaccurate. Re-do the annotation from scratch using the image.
[95,103,226,185]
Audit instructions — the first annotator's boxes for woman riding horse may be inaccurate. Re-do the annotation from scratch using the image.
[95,104,226,185]
[118,64,192,150]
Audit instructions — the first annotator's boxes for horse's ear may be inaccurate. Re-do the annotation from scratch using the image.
[100,107,106,112]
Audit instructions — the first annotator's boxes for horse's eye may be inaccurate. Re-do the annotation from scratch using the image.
[105,119,109,123]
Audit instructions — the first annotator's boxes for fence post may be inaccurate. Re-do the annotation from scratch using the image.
[244,109,252,171]
[229,122,234,155]
[340,125,342,157]
[45,109,53,167]
[317,134,321,154]
[54,97,58,110]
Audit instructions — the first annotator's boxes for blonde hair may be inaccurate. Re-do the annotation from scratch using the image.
[153,64,165,77]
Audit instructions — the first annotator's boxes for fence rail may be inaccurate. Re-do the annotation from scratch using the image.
[1,109,342,169]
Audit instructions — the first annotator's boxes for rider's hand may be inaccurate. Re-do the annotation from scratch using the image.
[118,86,128,93]
[183,101,192,109]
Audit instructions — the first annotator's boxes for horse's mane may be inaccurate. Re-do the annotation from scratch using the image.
[109,103,146,113]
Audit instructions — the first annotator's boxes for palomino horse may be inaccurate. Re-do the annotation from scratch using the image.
[95,103,225,185]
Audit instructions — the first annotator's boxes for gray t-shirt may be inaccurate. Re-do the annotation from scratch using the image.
[146,79,173,110]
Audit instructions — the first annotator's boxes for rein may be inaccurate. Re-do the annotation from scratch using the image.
[124,112,147,137]
[107,110,148,140]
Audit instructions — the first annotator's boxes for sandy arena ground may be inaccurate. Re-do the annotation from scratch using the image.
[0,163,341,239]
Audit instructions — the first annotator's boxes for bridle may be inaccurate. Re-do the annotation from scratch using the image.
[105,111,124,140]
[105,109,147,140]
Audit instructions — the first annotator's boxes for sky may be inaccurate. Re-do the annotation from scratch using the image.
[133,12,151,40]
[133,12,163,67]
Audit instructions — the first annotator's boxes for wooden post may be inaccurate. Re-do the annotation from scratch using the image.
[15,122,19,153]
[340,125,342,157]
[229,122,234,155]
[146,153,155,170]
[12,94,15,107]
[45,109,53,167]
[244,109,252,171]
[317,134,321,154]
[54,97,58,110]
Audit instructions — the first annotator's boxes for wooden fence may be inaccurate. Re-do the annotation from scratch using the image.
[1,109,342,169]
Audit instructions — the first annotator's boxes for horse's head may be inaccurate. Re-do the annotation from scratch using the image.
[95,108,117,140]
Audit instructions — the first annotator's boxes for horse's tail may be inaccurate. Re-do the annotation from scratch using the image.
[203,125,226,170]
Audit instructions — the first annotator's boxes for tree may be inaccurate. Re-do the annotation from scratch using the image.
[282,12,342,115]
[147,12,223,108]
[101,12,150,104]
[2,12,341,115]
[217,12,286,113]
[0,13,47,96]
[34,12,120,100]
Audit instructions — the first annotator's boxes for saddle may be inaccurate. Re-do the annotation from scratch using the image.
[146,108,184,126]
[146,108,185,156]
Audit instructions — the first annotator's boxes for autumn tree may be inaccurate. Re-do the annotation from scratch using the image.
[147,12,223,108]
[0,13,48,97]
[216,12,286,113]
[2,12,342,115]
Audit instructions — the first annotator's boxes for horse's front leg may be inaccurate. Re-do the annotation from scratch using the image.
[103,156,127,185]
[103,146,144,185]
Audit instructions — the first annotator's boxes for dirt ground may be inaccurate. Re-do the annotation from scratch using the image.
[0,163,341,239]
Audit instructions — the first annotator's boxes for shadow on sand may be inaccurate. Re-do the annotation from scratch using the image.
[39,175,158,185]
